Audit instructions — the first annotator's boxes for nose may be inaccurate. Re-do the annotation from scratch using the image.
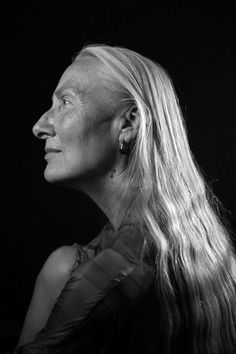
[32,110,56,139]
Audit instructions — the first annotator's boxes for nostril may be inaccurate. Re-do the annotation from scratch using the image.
[32,121,55,139]
[32,125,46,139]
[32,113,56,139]
[37,132,48,139]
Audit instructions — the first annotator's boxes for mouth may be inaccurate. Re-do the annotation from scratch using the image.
[45,148,61,154]
[44,148,61,160]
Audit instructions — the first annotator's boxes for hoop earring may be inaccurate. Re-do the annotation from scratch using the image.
[119,140,130,155]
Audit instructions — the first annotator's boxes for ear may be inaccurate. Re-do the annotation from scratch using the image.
[119,106,139,143]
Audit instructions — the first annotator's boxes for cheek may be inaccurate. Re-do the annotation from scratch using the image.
[58,110,83,147]
[84,125,117,171]
[68,123,115,172]
[57,108,116,172]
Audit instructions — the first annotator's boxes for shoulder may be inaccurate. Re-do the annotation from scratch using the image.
[38,245,78,287]
[111,224,152,264]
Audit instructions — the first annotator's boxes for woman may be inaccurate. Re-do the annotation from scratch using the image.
[13,44,236,353]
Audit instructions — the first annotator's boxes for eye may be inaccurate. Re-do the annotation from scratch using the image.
[62,97,71,105]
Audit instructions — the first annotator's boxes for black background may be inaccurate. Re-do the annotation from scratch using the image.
[1,0,236,351]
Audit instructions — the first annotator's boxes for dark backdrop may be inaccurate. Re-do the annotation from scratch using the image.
[1,0,236,351]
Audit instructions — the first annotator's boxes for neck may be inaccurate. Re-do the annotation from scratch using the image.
[75,168,138,232]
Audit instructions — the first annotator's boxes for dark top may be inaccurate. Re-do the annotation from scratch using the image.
[13,220,164,354]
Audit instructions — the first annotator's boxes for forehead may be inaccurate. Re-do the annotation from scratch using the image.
[55,57,103,95]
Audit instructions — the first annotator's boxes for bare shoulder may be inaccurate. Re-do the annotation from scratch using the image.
[15,246,78,347]
[38,245,78,293]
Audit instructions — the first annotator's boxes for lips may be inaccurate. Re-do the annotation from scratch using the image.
[45,148,61,153]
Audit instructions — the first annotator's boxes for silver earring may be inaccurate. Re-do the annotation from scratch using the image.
[119,140,130,155]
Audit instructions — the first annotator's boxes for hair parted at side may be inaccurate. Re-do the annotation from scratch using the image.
[73,44,236,354]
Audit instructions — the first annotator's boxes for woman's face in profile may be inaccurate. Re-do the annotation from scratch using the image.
[33,56,119,189]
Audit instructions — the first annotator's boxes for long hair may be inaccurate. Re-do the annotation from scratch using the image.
[74,44,236,354]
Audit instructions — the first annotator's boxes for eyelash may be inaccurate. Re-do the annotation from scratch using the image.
[62,97,71,105]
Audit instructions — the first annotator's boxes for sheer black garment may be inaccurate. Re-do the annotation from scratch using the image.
[13,221,164,354]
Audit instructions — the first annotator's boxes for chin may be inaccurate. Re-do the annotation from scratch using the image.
[44,170,64,185]
[44,165,69,184]
[43,166,84,189]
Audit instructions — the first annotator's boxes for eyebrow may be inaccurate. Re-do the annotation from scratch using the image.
[52,87,77,101]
